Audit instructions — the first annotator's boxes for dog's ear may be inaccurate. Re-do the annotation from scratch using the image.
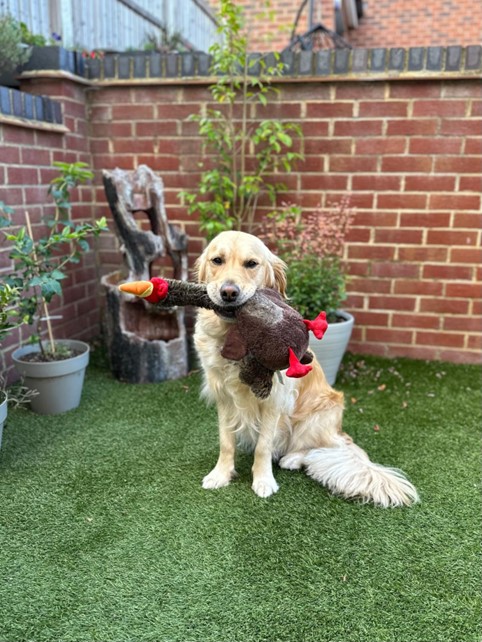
[194,251,208,283]
[268,255,287,298]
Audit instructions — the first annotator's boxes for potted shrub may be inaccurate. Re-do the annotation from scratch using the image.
[261,196,356,385]
[0,14,32,86]
[0,376,38,447]
[0,280,36,445]
[0,163,107,415]
[0,282,21,445]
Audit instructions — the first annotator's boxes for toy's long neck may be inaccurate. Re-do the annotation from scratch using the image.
[160,280,216,309]
[161,280,243,324]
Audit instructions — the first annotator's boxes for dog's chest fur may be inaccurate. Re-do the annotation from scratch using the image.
[194,310,296,453]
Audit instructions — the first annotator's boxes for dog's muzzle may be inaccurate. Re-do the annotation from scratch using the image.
[215,305,239,321]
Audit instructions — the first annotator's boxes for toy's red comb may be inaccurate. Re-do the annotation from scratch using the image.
[119,278,169,303]
[303,311,328,340]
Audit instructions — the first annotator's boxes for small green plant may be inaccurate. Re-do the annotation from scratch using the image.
[0,162,107,360]
[261,196,355,322]
[180,0,304,239]
[143,30,185,53]
[0,14,31,76]
[0,373,38,408]
[18,21,47,47]
[0,280,26,342]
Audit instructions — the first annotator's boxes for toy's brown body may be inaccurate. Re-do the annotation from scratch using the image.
[219,288,313,397]
[120,278,324,399]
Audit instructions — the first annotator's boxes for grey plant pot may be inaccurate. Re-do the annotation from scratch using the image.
[12,340,90,415]
[308,311,354,386]
[0,392,7,448]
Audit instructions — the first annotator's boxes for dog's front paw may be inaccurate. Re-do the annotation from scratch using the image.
[252,476,279,498]
[202,467,236,490]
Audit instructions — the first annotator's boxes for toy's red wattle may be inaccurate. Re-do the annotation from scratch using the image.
[286,347,313,378]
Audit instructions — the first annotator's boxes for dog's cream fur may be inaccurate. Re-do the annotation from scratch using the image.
[194,231,419,507]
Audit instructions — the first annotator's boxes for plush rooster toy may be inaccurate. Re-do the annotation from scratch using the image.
[119,277,328,399]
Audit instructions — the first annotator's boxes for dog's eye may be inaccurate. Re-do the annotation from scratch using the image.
[244,260,258,269]
[211,257,224,266]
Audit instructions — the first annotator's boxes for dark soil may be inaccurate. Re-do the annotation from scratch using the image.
[19,349,82,363]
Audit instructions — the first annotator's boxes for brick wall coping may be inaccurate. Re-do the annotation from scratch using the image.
[7,44,481,88]
[80,45,481,83]
[2,44,480,128]
[0,86,64,129]
[20,69,91,86]
[0,112,67,133]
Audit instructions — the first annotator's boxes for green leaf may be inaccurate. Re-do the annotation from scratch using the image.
[277,132,292,147]
[0,201,14,216]
[50,269,66,281]
[40,277,62,301]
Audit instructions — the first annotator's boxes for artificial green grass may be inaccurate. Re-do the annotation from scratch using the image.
[0,352,480,642]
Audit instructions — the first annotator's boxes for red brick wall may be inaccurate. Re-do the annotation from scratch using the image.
[345,0,482,49]
[0,78,99,379]
[1,57,481,374]
[227,0,311,52]
[229,0,481,51]
[88,75,481,364]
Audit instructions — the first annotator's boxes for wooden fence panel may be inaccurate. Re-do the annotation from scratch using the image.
[2,0,218,52]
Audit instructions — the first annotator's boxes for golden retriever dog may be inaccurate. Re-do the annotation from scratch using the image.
[194,230,419,507]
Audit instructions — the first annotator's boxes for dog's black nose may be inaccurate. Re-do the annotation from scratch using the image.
[220,283,240,303]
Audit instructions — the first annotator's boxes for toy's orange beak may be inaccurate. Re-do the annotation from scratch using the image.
[119,281,153,298]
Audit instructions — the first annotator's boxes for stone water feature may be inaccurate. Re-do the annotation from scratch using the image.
[101,165,189,383]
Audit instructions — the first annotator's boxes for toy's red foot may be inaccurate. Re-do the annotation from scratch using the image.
[119,277,168,303]
[286,347,313,378]
[303,311,328,340]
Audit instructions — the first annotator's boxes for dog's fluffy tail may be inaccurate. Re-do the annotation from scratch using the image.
[303,436,419,508]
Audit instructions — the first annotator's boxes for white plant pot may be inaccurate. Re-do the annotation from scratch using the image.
[0,392,7,449]
[309,311,354,386]
[12,340,90,415]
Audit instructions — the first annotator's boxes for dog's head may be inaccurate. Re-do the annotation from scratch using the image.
[195,231,287,313]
